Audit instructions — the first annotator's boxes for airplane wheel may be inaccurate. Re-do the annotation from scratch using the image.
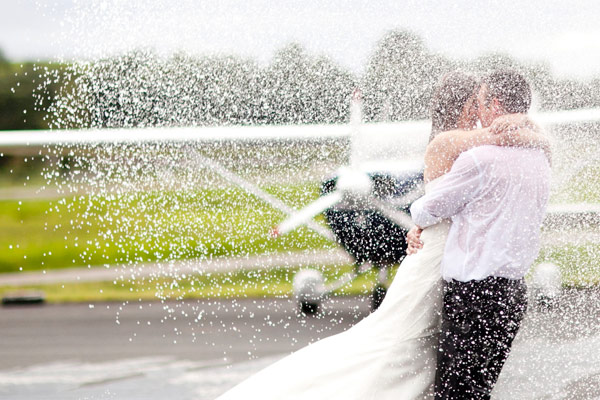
[535,294,557,312]
[300,301,319,316]
[371,284,387,311]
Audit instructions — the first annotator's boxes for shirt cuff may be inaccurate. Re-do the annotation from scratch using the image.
[410,197,442,228]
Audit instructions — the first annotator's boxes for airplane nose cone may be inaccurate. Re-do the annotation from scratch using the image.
[336,169,372,198]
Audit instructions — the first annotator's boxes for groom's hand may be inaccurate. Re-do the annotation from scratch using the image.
[406,226,423,255]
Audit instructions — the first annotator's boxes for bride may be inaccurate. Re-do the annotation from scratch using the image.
[216,71,548,400]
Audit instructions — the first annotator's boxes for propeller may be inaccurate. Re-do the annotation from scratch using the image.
[272,166,416,237]
[271,88,417,238]
[271,191,342,238]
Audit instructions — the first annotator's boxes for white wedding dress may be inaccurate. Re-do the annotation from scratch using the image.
[217,180,450,400]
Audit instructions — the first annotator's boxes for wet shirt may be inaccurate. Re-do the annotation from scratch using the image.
[410,145,551,282]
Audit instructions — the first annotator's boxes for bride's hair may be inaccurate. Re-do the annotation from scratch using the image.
[429,71,479,142]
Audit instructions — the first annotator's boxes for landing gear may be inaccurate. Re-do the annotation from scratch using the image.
[535,294,557,312]
[292,264,392,316]
[300,300,320,316]
[293,269,326,317]
[531,262,561,312]
[371,284,387,310]
[370,267,389,310]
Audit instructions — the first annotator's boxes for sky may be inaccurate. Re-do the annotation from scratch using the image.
[1,0,600,79]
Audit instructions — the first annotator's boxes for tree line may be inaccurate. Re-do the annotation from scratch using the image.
[2,30,600,131]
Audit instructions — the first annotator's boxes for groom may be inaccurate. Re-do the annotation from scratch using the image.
[409,70,551,399]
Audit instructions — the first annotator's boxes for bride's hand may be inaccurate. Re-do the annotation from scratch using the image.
[489,114,551,163]
[490,113,536,142]
[406,226,423,255]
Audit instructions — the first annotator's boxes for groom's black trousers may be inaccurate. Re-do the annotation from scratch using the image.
[434,277,527,400]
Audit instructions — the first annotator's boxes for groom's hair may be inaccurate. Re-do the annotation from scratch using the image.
[482,70,531,114]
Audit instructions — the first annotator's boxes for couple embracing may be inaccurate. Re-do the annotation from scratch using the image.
[218,69,551,400]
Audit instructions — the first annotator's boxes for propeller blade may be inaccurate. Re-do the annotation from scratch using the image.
[370,198,414,231]
[190,153,336,241]
[273,191,343,238]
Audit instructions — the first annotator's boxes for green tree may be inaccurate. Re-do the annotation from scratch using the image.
[261,43,356,125]
[0,59,63,130]
[362,30,453,122]
[57,51,266,128]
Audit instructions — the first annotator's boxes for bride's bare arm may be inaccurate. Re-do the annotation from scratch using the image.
[424,128,495,182]
[424,115,551,182]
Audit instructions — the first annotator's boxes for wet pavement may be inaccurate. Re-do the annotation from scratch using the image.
[0,291,599,399]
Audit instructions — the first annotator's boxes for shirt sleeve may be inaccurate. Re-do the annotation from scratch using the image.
[410,152,483,228]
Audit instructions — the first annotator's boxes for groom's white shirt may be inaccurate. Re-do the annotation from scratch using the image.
[411,145,551,282]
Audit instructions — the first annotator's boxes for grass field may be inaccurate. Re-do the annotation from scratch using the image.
[1,157,599,303]
[537,242,600,288]
[0,182,334,274]
[0,264,385,303]
[551,165,600,204]
[0,241,597,304]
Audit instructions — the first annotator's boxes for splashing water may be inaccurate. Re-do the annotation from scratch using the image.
[4,1,599,399]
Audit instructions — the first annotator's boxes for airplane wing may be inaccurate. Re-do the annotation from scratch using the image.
[532,107,600,126]
[1,107,598,151]
[0,123,351,149]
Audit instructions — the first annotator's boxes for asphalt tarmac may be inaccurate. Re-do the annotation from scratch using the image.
[1,291,600,400]
[0,296,371,369]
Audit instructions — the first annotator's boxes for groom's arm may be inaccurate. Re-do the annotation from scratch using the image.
[411,152,482,228]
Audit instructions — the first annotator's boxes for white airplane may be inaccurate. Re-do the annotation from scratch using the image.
[1,96,599,313]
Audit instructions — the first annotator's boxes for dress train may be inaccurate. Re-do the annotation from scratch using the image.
[217,182,450,400]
